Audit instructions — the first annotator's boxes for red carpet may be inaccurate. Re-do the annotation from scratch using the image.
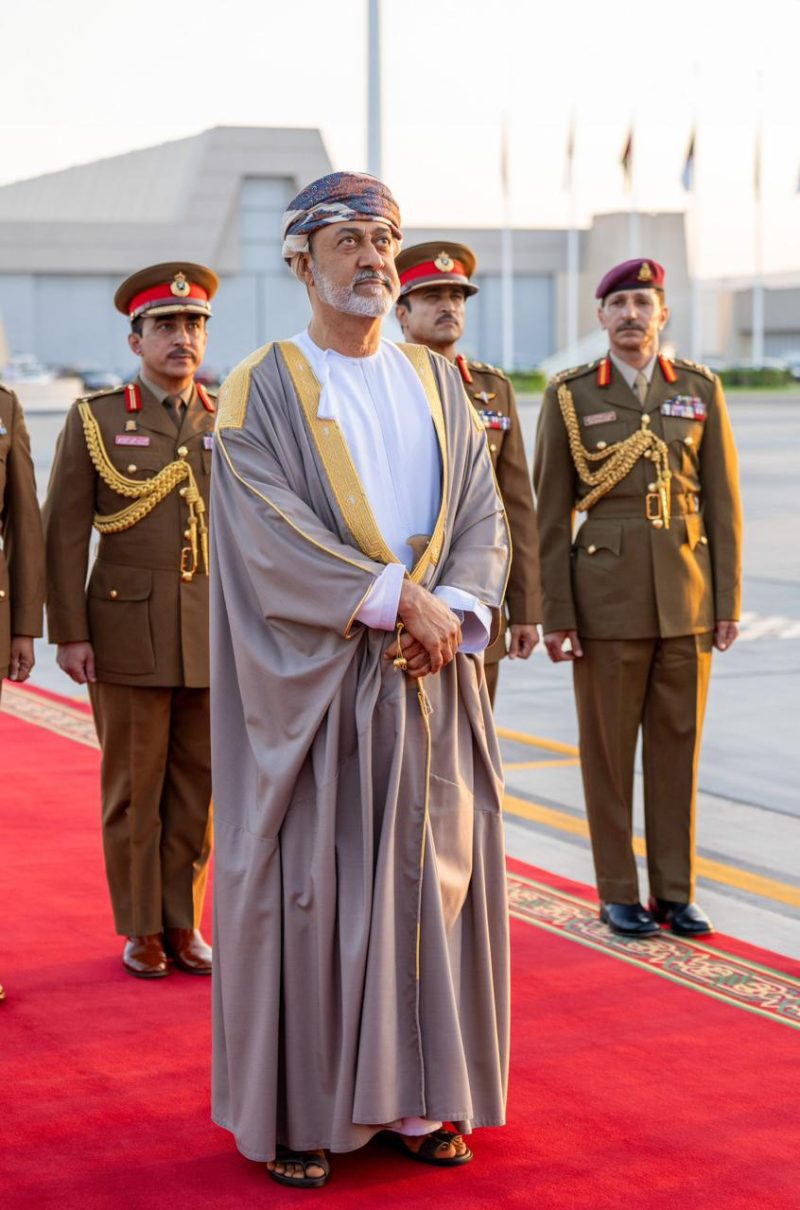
[2,684,799,1209]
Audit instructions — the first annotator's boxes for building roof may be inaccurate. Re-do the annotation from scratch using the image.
[0,126,332,274]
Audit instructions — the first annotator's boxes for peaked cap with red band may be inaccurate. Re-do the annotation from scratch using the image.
[596,258,665,300]
[114,261,219,322]
[396,241,479,299]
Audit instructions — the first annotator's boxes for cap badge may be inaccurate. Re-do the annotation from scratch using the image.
[638,262,653,283]
[170,272,191,297]
[434,252,454,273]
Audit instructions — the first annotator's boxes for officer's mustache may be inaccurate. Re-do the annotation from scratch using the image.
[617,322,645,332]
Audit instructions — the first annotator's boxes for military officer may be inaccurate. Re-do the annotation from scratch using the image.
[395,241,541,703]
[1,382,46,1002]
[534,258,742,938]
[44,262,219,978]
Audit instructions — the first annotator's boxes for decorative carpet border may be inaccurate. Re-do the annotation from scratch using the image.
[0,683,99,748]
[509,871,800,1031]
[5,686,799,1030]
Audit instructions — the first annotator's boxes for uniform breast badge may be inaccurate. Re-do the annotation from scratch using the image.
[479,409,511,431]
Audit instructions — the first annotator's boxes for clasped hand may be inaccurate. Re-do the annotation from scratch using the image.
[384,581,462,679]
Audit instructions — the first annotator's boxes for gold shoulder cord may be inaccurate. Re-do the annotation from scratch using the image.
[78,402,208,580]
[556,383,672,528]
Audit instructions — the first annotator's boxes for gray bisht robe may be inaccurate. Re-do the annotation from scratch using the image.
[210,340,511,1161]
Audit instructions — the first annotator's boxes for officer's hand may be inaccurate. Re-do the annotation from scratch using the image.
[543,630,583,663]
[8,636,35,683]
[714,621,739,652]
[57,641,97,685]
[384,632,432,679]
[508,624,539,660]
[398,581,461,673]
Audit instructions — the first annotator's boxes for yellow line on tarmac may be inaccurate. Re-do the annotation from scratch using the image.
[503,758,581,771]
[497,726,579,757]
[503,792,800,910]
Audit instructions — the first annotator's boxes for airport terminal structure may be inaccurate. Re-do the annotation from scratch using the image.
[0,125,797,376]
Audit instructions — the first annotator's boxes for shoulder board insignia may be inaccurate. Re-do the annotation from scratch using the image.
[77,385,125,405]
[674,357,716,382]
[471,360,507,380]
[550,359,599,387]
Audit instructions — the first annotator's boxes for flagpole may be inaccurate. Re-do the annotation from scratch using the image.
[366,0,382,177]
[500,115,514,371]
[623,122,639,255]
[565,116,579,362]
[752,69,765,367]
[686,68,702,361]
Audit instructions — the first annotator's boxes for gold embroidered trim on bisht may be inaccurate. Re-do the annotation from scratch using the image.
[277,341,449,584]
[216,342,274,431]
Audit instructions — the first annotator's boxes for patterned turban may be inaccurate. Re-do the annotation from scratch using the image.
[281,171,402,261]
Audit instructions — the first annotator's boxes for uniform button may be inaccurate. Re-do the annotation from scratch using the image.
[642,449,652,459]
[596,440,607,450]
[184,529,191,539]
[684,436,694,446]
[177,445,188,457]
[489,442,497,452]
[651,518,664,529]
[587,544,597,555]
[127,464,137,474]
[109,589,118,599]
[648,482,657,492]
[641,414,651,427]
[0,589,5,600]
[699,535,708,545]
[179,486,188,497]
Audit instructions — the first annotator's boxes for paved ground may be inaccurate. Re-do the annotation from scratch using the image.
[20,388,800,958]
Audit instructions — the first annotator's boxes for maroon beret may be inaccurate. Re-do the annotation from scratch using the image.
[596,258,665,300]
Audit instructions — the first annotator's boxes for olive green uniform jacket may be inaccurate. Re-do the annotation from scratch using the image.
[534,356,742,639]
[463,360,542,662]
[0,386,45,678]
[44,378,213,686]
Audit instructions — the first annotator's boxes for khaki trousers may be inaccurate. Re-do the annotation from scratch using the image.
[484,658,499,708]
[572,634,713,904]
[88,683,213,936]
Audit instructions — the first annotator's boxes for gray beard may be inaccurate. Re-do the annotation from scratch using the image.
[312,261,400,318]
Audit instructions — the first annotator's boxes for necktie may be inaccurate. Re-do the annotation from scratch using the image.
[634,372,648,406]
[163,394,185,429]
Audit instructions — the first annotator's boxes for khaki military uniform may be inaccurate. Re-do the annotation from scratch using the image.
[44,378,214,935]
[534,355,742,903]
[0,386,44,688]
[463,360,542,704]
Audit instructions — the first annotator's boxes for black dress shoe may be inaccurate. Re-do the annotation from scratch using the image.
[599,901,660,937]
[649,898,714,936]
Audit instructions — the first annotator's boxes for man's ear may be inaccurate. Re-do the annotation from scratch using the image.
[295,252,315,289]
[128,331,142,356]
[659,303,671,331]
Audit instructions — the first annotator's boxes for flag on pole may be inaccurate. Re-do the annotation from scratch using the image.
[753,125,762,200]
[563,117,575,192]
[681,128,696,191]
[620,125,633,191]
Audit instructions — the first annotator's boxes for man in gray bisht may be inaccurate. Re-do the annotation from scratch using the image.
[210,171,511,1190]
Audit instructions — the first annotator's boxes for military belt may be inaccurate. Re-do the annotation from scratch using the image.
[586,492,701,521]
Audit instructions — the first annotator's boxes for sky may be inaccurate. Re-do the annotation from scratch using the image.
[1,0,799,279]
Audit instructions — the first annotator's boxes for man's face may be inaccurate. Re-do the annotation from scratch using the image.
[128,313,208,381]
[396,284,467,348]
[304,220,401,318]
[597,288,669,360]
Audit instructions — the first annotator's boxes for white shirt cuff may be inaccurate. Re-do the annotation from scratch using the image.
[434,585,492,653]
[355,562,405,631]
